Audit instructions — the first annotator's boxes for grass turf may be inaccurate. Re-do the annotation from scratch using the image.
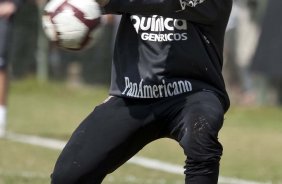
[0,78,281,183]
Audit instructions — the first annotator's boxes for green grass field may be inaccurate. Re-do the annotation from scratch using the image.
[0,78,282,184]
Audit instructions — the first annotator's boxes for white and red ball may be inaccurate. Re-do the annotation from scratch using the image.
[42,0,101,50]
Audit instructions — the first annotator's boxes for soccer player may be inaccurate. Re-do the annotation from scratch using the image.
[0,0,24,137]
[51,0,232,183]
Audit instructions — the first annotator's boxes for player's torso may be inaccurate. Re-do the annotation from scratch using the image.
[109,13,230,111]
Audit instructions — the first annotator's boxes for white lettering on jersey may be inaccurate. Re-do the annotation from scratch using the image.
[131,15,188,42]
[178,0,206,12]
[131,15,187,33]
[122,77,193,98]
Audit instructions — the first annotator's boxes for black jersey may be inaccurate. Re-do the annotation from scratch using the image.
[104,0,232,111]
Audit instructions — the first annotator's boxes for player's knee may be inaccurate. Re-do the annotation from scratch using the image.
[180,104,224,164]
[182,120,222,177]
[180,130,223,164]
[188,101,224,141]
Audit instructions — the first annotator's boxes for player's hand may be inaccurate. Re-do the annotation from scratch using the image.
[0,2,17,19]
[96,0,109,7]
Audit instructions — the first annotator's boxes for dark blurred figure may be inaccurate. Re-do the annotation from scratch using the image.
[224,0,241,93]
[224,0,258,105]
[0,0,24,137]
[224,0,241,90]
[251,0,282,105]
[49,15,116,86]
[81,15,115,85]
[9,0,39,78]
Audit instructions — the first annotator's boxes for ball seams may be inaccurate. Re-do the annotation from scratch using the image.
[43,0,101,50]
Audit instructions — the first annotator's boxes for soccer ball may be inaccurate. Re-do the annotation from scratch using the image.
[42,0,101,50]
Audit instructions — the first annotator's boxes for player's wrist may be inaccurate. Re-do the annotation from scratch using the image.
[96,0,109,7]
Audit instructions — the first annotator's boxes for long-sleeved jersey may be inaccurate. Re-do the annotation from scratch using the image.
[104,0,232,111]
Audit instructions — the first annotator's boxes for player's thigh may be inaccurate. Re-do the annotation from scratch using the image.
[52,96,156,183]
[168,92,224,160]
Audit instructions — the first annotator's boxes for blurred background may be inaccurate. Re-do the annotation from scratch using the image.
[0,0,281,184]
[5,0,282,106]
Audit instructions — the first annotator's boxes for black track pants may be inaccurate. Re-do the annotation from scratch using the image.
[51,91,224,184]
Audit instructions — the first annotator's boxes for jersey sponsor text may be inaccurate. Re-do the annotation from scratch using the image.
[122,77,193,98]
[131,15,188,42]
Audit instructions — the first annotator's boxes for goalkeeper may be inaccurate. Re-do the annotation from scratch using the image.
[51,0,232,183]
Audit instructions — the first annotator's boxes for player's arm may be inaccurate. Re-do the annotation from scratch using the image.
[97,0,232,24]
